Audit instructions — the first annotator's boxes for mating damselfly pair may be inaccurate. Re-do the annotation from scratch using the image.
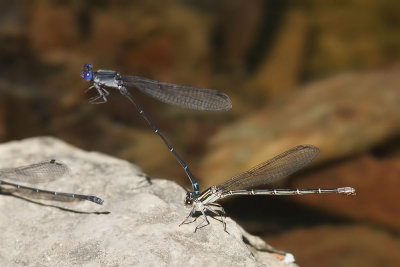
[81,63,355,231]
[0,64,355,231]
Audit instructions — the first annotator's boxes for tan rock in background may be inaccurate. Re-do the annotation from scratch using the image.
[200,67,400,187]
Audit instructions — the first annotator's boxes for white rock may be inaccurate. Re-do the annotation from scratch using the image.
[0,137,296,266]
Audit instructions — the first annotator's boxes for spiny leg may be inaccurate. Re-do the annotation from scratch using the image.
[194,205,228,233]
[182,204,228,232]
[88,86,109,104]
[89,84,109,103]
[102,87,110,97]
[88,94,106,104]
[85,85,95,93]
[194,209,210,232]
[87,84,104,103]
[96,86,110,102]
[204,204,228,233]
[208,202,226,217]
[179,207,197,226]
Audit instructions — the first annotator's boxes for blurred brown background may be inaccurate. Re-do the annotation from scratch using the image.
[1,0,399,266]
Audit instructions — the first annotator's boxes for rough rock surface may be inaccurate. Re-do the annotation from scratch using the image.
[0,137,294,266]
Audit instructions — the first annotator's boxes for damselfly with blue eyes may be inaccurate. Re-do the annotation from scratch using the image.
[81,63,232,196]
[0,159,104,204]
[179,145,355,232]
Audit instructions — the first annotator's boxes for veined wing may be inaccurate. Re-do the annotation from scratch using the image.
[217,145,319,191]
[121,75,232,111]
[0,160,69,184]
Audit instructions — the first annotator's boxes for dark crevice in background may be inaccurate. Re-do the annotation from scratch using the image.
[222,197,354,236]
[245,0,289,73]
[77,6,92,39]
[370,136,400,159]
[299,22,319,83]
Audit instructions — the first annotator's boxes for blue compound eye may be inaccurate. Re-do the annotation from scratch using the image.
[81,71,93,81]
[81,63,93,81]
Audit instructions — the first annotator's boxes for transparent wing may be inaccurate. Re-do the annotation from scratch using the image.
[217,145,320,191]
[121,75,232,111]
[0,160,69,184]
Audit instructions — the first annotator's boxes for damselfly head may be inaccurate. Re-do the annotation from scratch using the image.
[184,192,194,207]
[81,63,93,81]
